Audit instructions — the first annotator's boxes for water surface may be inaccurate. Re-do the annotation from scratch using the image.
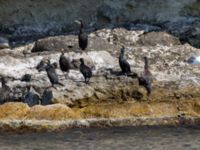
[0,126,200,150]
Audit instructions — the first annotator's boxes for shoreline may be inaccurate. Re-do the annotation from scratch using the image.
[0,116,200,133]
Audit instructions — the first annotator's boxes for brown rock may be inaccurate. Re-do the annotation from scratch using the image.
[0,102,29,120]
[26,104,80,120]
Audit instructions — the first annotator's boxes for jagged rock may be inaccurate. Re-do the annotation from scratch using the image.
[0,37,9,49]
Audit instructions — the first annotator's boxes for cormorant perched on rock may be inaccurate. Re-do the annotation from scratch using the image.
[59,49,70,78]
[119,46,131,75]
[137,56,152,96]
[0,77,11,104]
[24,86,40,107]
[36,59,46,72]
[41,89,53,105]
[80,58,92,84]
[45,59,64,87]
[75,19,88,51]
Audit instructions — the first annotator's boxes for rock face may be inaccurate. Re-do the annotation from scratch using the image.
[0,0,199,48]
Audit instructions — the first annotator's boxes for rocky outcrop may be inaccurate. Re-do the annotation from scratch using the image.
[0,23,199,131]
[0,28,200,105]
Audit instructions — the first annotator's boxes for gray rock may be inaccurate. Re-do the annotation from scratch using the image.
[136,31,181,46]
[31,36,76,52]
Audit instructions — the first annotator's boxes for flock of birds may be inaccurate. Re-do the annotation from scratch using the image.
[0,19,152,106]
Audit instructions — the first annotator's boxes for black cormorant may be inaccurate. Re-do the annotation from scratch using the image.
[0,77,11,104]
[59,49,70,78]
[45,60,64,87]
[75,19,88,51]
[119,46,131,75]
[24,86,40,107]
[36,59,46,72]
[80,58,92,84]
[41,89,53,105]
[137,56,152,96]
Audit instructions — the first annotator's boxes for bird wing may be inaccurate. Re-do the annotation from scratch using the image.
[47,68,59,83]
[80,65,92,78]
[60,56,70,68]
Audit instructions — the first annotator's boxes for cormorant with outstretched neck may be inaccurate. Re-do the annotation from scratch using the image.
[45,59,64,87]
[119,46,131,75]
[75,19,88,51]
[137,56,152,96]
[59,49,70,78]
[0,77,11,104]
[80,58,92,84]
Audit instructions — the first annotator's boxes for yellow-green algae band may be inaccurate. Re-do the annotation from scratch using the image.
[0,99,200,132]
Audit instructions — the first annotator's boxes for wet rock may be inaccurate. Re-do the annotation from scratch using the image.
[136,31,181,46]
[0,37,9,49]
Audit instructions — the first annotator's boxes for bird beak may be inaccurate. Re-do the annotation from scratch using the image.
[74,20,81,24]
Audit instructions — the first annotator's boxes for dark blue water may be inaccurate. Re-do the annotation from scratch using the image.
[0,126,200,150]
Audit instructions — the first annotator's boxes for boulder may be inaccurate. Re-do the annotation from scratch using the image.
[31,35,76,52]
[136,31,181,46]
